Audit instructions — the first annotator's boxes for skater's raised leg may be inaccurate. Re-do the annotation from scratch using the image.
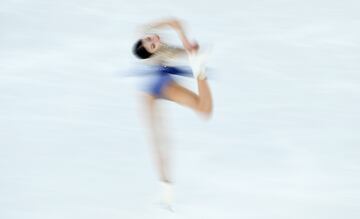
[163,77,213,118]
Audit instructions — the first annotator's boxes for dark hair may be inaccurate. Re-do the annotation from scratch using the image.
[132,40,153,59]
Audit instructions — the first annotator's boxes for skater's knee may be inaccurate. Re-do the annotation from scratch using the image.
[196,104,213,119]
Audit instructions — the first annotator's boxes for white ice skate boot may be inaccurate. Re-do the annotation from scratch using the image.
[189,52,208,80]
[160,181,175,212]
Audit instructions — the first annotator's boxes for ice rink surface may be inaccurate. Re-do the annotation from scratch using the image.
[1,0,360,218]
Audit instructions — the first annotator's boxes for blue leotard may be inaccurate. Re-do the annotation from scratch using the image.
[147,65,193,98]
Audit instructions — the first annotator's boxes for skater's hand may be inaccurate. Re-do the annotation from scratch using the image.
[190,42,199,53]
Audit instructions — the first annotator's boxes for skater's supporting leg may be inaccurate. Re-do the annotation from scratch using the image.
[142,94,172,183]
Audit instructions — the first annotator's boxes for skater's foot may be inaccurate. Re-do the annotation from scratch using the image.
[161,181,174,206]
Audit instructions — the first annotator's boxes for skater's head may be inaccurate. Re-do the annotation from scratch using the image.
[133,34,161,59]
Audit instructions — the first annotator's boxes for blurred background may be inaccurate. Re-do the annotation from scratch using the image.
[1,0,360,218]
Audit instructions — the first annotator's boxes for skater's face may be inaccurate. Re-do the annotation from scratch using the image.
[142,34,161,54]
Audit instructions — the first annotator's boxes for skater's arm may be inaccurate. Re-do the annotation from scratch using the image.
[173,22,198,53]
[144,19,176,29]
[167,19,198,53]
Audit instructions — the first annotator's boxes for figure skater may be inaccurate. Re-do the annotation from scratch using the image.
[132,18,213,208]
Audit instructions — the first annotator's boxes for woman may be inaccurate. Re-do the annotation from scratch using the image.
[133,18,213,207]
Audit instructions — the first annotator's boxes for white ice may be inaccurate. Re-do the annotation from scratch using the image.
[1,0,360,218]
